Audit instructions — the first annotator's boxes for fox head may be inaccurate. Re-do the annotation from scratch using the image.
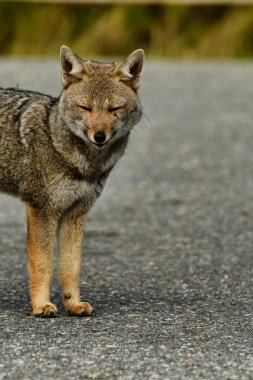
[58,46,144,147]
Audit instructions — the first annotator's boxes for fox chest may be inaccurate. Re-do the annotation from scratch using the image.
[49,175,106,213]
[46,148,122,214]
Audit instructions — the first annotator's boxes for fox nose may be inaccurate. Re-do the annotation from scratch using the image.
[94,131,106,144]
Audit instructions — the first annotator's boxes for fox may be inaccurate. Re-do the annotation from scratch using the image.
[0,46,144,317]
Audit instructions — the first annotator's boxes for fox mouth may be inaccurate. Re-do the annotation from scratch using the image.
[90,131,117,147]
[93,141,108,147]
[81,127,117,147]
[89,136,110,148]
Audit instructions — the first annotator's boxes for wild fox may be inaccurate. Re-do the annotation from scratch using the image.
[0,46,144,317]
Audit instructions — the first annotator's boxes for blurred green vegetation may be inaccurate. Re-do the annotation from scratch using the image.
[1,3,253,58]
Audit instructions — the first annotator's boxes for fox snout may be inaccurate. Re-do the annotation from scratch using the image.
[93,131,107,144]
[87,128,113,146]
[84,112,115,146]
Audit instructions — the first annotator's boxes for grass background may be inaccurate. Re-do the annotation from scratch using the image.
[0,3,253,58]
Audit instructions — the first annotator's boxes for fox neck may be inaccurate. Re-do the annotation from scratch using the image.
[49,105,129,181]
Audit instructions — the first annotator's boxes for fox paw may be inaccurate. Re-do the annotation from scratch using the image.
[67,302,94,317]
[33,303,58,318]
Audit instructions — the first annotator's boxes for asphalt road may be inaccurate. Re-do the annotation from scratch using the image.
[0,59,253,379]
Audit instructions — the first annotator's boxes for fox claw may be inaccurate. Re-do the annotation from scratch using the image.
[33,303,58,318]
[67,301,94,317]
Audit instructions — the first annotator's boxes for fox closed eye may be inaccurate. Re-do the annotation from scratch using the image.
[78,104,92,112]
[108,106,125,113]
[78,105,124,113]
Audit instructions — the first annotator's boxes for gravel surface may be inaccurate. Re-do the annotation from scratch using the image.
[0,59,253,379]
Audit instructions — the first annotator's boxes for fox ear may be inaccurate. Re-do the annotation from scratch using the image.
[60,45,84,87]
[117,49,145,91]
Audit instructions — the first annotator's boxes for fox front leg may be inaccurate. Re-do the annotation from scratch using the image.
[58,209,93,316]
[26,204,58,317]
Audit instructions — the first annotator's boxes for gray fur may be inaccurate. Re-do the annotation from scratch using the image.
[0,49,144,218]
[0,47,144,316]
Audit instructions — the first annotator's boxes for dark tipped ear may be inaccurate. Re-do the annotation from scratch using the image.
[117,49,145,91]
[60,45,84,87]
